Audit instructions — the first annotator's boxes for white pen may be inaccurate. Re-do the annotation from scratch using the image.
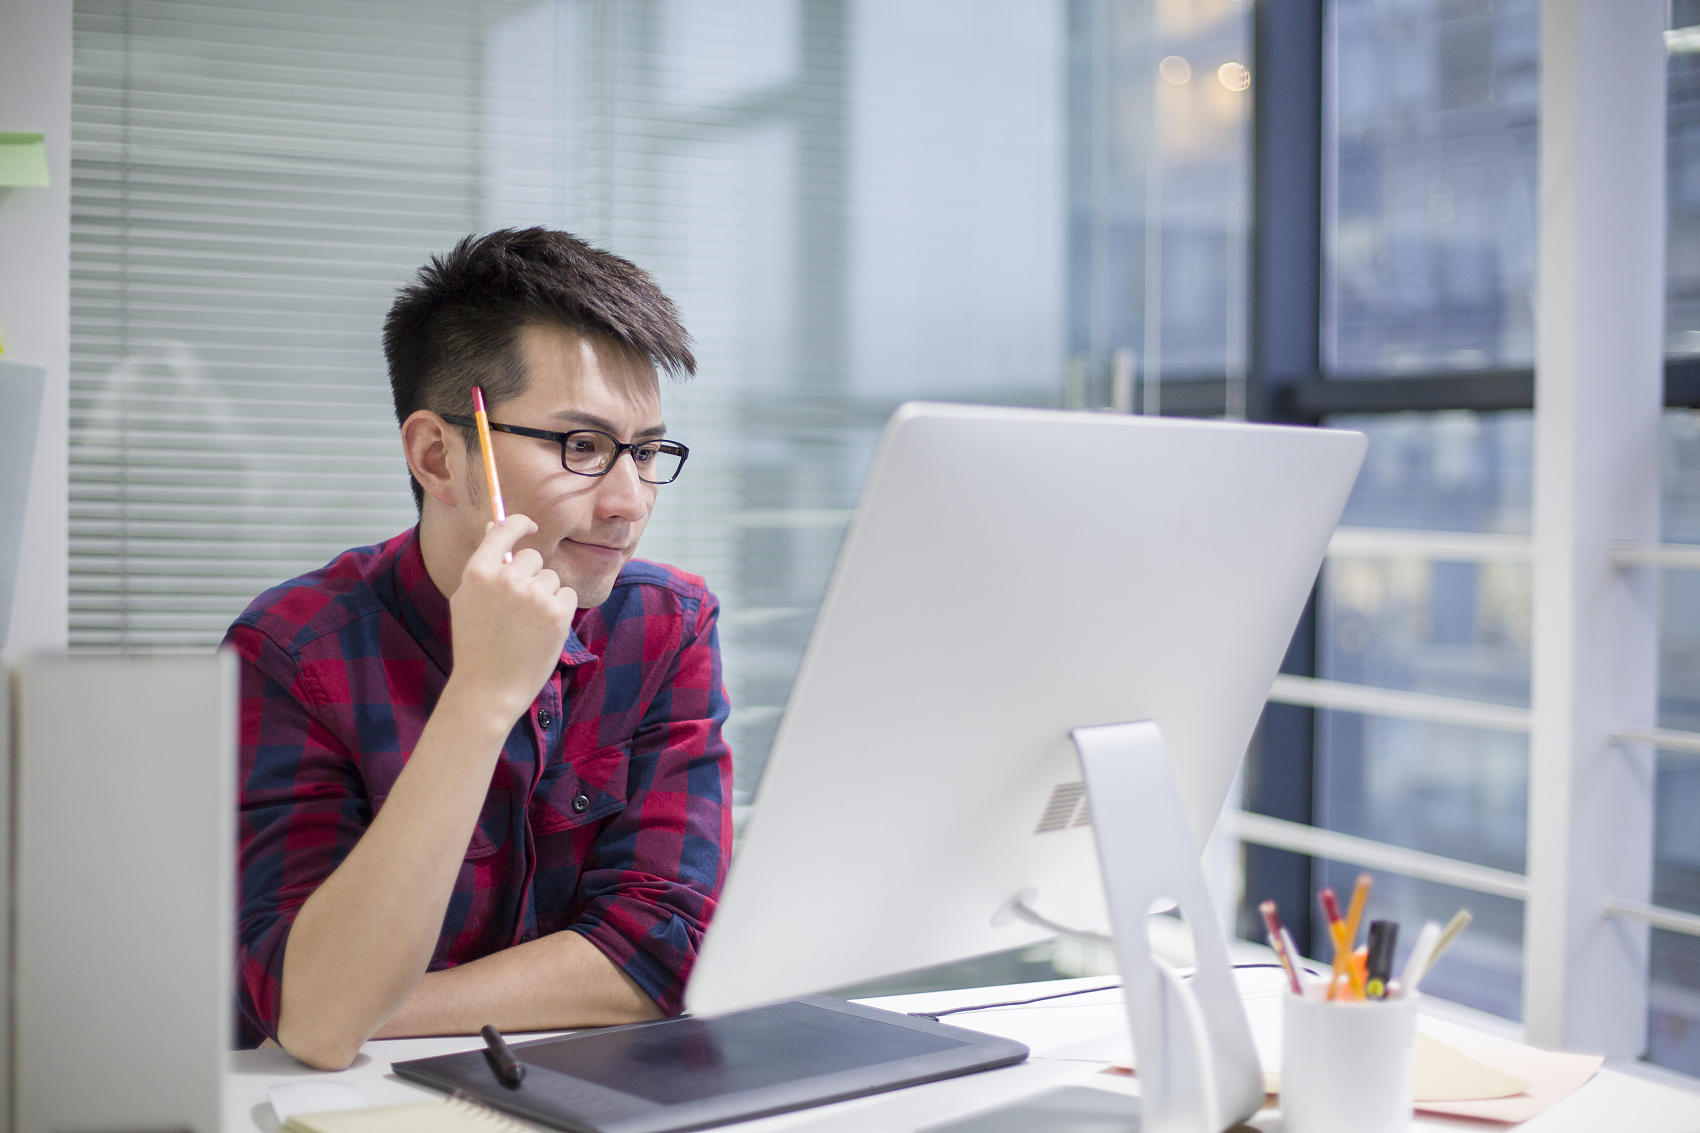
[1397,920,1443,995]
[1422,909,1474,980]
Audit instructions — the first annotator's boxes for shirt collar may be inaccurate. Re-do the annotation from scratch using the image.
[394,526,599,674]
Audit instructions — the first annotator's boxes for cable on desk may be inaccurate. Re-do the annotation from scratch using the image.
[907,984,1121,1021]
[905,963,1326,1021]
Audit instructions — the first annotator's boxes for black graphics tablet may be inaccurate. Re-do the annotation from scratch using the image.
[391,995,1029,1133]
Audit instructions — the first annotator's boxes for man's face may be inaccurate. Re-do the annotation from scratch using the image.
[470,324,665,608]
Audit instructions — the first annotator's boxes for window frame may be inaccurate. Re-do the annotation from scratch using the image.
[1172,0,1700,1067]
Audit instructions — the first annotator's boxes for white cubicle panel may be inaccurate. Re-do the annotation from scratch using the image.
[13,653,234,1133]
[0,361,45,651]
[0,672,10,1128]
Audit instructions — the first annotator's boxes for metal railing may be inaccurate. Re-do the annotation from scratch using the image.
[1234,527,1700,940]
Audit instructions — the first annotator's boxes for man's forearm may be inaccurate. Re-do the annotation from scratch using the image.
[276,683,515,1069]
[372,930,663,1038]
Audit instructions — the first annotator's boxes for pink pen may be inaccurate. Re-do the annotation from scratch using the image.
[1259,899,1303,994]
[1320,887,1347,1000]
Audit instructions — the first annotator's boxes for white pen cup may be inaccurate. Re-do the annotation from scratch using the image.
[1281,988,1419,1133]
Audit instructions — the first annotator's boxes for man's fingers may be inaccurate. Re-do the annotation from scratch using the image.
[509,547,545,580]
[469,515,537,570]
[530,568,562,596]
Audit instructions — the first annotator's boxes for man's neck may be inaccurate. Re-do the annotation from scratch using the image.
[417,508,471,602]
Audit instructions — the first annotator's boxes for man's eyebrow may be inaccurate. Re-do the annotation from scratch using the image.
[549,411,668,438]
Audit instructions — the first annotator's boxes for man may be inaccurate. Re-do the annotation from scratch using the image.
[226,228,731,1070]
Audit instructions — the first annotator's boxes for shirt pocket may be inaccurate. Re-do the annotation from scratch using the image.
[533,744,630,836]
[531,745,629,933]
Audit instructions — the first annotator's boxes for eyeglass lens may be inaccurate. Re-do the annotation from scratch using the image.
[564,432,685,483]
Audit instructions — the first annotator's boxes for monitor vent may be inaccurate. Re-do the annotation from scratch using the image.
[1034,781,1086,833]
[1072,798,1093,828]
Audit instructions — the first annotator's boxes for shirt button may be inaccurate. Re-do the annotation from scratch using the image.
[538,710,553,729]
[572,793,590,814]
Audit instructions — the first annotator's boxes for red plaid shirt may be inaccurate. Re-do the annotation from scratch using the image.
[225,527,732,1048]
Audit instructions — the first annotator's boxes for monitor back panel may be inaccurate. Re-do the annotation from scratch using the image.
[688,404,1365,1015]
[13,653,233,1133]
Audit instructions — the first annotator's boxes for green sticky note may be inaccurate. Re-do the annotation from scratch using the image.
[0,133,49,188]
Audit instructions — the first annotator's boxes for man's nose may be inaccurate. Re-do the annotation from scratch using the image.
[595,450,650,519]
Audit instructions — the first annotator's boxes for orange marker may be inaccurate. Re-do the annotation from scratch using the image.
[470,386,512,563]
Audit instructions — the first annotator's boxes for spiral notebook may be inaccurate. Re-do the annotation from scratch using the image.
[284,1092,541,1133]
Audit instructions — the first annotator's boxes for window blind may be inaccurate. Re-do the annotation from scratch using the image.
[70,0,489,650]
[70,0,1068,803]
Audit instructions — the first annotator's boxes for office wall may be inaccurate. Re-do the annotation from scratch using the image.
[0,0,71,657]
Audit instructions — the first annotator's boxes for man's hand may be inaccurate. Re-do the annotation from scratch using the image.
[277,516,583,1070]
[444,516,579,725]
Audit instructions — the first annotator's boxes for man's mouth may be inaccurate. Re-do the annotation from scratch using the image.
[564,537,626,557]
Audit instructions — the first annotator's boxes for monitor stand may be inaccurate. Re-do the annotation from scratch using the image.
[938,721,1265,1133]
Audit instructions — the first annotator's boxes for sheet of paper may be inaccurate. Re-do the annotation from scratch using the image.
[0,133,49,187]
[267,1080,368,1124]
[1257,1033,1534,1103]
[1412,1031,1531,1101]
[284,1098,540,1133]
[1415,1045,1603,1123]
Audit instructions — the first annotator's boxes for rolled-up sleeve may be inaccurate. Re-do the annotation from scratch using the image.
[227,622,368,1046]
[568,593,734,1015]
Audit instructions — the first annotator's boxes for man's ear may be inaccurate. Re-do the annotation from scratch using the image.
[401,410,463,510]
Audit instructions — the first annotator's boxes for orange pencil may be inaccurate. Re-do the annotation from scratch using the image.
[1340,873,1372,998]
[471,386,506,524]
[470,386,512,563]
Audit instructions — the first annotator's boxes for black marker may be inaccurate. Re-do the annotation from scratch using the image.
[481,1024,526,1088]
[1365,920,1398,999]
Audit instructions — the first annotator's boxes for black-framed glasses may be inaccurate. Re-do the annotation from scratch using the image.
[441,415,689,484]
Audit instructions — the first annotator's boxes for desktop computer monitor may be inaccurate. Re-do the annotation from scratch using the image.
[686,403,1365,1017]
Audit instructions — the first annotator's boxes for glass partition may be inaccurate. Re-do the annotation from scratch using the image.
[1067,0,1251,409]
[1323,0,1538,377]
[1651,409,1700,1074]
[1315,409,1532,1019]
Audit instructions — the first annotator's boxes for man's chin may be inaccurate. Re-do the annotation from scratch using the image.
[574,584,613,610]
[561,568,623,610]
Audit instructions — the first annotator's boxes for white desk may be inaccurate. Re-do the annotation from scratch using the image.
[226,973,1700,1132]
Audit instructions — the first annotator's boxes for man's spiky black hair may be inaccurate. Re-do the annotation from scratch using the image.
[384,228,695,508]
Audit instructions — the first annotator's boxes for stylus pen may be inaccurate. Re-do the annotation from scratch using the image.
[471,386,513,564]
[480,1024,526,1088]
